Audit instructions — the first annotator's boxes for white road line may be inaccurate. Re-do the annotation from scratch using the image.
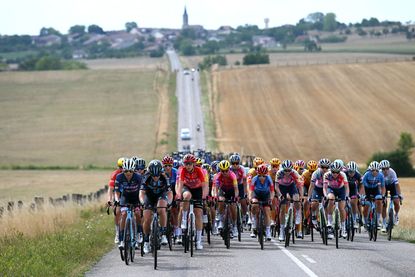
[271,239,319,277]
[301,255,317,264]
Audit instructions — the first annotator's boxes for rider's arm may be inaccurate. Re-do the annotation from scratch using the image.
[342,172,350,198]
[323,173,328,197]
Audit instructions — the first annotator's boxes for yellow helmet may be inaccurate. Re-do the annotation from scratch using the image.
[253,157,264,168]
[248,168,256,176]
[307,160,318,171]
[117,157,125,167]
[196,158,203,166]
[270,158,281,166]
[218,160,230,171]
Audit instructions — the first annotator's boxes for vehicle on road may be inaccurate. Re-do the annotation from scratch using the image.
[180,128,191,140]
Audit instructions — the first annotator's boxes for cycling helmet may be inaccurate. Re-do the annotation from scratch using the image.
[319,158,331,168]
[270,158,281,166]
[307,160,318,171]
[131,156,139,163]
[218,160,231,171]
[229,154,241,164]
[196,157,204,166]
[148,160,163,176]
[347,161,359,172]
[380,160,390,169]
[183,154,196,164]
[162,155,174,166]
[136,158,146,170]
[257,164,268,175]
[368,161,380,171]
[211,161,219,172]
[117,157,126,167]
[173,159,180,169]
[253,157,264,168]
[202,163,211,172]
[294,160,305,171]
[330,161,343,172]
[281,160,293,170]
[333,159,344,167]
[122,158,136,171]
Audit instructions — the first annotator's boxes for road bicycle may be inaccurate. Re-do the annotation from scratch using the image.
[120,203,138,265]
[329,197,341,249]
[202,199,212,245]
[251,200,268,250]
[179,199,196,257]
[363,195,378,242]
[385,194,402,241]
[318,200,328,245]
[149,205,169,270]
[345,198,355,242]
[218,198,236,249]
[284,198,297,247]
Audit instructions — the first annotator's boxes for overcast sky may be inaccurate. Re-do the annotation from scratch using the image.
[2,0,414,35]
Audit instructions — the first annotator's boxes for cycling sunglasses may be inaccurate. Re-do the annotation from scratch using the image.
[164,165,172,168]
[123,170,134,173]
[184,162,193,166]
[332,170,340,174]
[284,169,291,172]
[258,175,267,178]
[231,162,239,165]
[221,169,229,173]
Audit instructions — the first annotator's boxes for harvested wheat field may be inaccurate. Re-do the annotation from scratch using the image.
[213,62,415,163]
[398,178,415,235]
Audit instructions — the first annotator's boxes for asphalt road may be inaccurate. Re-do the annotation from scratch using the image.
[166,50,205,151]
[86,229,415,277]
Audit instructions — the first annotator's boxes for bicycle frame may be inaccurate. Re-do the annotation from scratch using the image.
[122,204,137,265]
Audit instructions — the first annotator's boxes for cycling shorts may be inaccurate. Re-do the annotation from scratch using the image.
[238,183,247,199]
[327,186,346,201]
[385,183,398,198]
[182,186,203,209]
[364,187,382,200]
[218,188,235,201]
[311,187,324,202]
[143,191,169,210]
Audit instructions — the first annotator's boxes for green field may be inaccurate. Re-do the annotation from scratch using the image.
[0,68,168,167]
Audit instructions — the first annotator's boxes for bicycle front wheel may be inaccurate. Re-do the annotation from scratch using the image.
[387,206,394,241]
[124,219,131,265]
[152,217,158,269]
[258,210,264,250]
[190,215,194,256]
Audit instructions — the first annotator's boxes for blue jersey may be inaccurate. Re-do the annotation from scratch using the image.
[164,167,178,189]
[250,175,274,195]
[362,172,384,189]
[114,172,142,197]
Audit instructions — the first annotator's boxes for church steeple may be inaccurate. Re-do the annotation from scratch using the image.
[182,6,189,29]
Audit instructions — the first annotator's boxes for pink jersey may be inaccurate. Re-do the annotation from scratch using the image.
[215,171,238,191]
[276,170,303,187]
[230,165,246,184]
[323,171,348,189]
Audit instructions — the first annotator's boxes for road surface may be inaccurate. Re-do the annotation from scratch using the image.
[166,50,205,151]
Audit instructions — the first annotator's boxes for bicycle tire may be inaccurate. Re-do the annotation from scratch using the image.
[237,204,242,242]
[301,203,304,239]
[225,206,231,249]
[140,240,144,257]
[388,205,394,241]
[373,210,378,242]
[130,219,136,262]
[319,208,327,245]
[167,210,173,251]
[124,219,130,265]
[152,215,158,269]
[335,210,339,249]
[285,209,292,247]
[291,209,295,245]
[259,210,264,250]
[206,208,211,245]
[190,214,194,256]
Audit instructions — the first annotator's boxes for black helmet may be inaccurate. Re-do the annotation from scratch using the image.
[136,158,146,170]
[148,160,162,176]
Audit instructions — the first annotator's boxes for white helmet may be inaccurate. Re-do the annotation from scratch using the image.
[330,161,343,172]
[333,159,344,167]
[368,161,380,171]
[281,160,293,170]
[319,158,331,168]
[379,160,390,169]
[122,158,136,171]
[347,161,359,172]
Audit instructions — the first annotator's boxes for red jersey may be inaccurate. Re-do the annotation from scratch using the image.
[179,166,206,189]
[108,168,122,188]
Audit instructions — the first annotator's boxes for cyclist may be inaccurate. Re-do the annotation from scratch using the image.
[309,158,331,228]
[114,158,143,250]
[345,161,362,229]
[139,160,172,254]
[249,164,275,241]
[176,154,208,250]
[276,160,303,241]
[216,160,239,238]
[379,159,403,231]
[269,158,281,231]
[229,154,248,225]
[162,155,180,239]
[301,160,318,234]
[361,161,385,229]
[247,157,263,227]
[107,157,125,244]
[294,160,306,175]
[323,161,349,238]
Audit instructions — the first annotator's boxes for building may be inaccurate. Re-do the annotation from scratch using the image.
[183,7,189,29]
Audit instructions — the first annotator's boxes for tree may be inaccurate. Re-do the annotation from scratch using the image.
[125,22,138,32]
[398,132,414,152]
[323,13,337,32]
[88,24,105,34]
[306,12,324,24]
[39,27,61,36]
[69,25,85,35]
[382,28,389,37]
[179,39,196,56]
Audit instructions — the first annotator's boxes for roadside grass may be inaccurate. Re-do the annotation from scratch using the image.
[199,70,218,151]
[0,204,113,277]
[167,71,178,151]
[391,178,415,242]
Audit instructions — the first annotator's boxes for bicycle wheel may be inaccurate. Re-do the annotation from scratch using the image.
[346,207,351,241]
[259,210,264,250]
[291,210,295,245]
[190,214,194,257]
[166,210,173,251]
[387,206,394,241]
[130,219,136,262]
[373,210,378,242]
[334,210,339,249]
[320,208,327,245]
[285,210,292,247]
[124,219,131,265]
[152,216,158,269]
[206,208,211,245]
[237,204,242,242]
[224,207,230,249]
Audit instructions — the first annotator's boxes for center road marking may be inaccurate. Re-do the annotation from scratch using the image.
[301,255,317,264]
[271,239,319,277]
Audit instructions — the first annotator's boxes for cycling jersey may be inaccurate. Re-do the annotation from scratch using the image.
[362,172,385,189]
[108,168,122,189]
[179,166,205,189]
[230,165,246,184]
[215,171,238,191]
[115,172,143,205]
[301,169,314,191]
[346,171,362,197]
[164,167,178,190]
[323,171,348,189]
[250,175,274,195]
[141,173,171,195]
[276,169,302,187]
[311,168,325,188]
[380,168,398,186]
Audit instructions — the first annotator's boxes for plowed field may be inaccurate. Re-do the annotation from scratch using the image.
[213,62,415,163]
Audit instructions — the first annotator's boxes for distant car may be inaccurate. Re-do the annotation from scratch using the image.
[180,128,191,140]
[183,70,190,75]
[191,68,196,72]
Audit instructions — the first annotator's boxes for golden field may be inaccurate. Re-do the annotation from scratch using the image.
[211,61,415,163]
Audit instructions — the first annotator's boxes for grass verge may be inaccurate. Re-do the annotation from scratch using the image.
[167,71,178,151]
[200,70,218,151]
[0,205,113,276]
